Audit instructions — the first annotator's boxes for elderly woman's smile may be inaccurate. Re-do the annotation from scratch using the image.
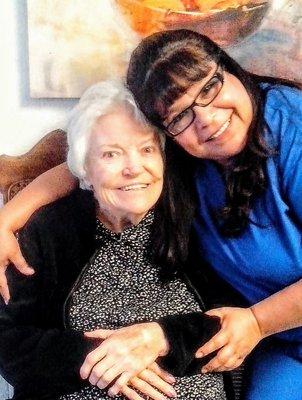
[84,106,164,232]
[118,183,150,191]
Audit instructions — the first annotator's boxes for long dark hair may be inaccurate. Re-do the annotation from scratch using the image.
[127,29,301,238]
[152,139,197,276]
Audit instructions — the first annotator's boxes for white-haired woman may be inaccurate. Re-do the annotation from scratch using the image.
[0,80,236,400]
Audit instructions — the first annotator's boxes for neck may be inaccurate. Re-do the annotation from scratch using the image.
[215,157,233,167]
[96,207,147,233]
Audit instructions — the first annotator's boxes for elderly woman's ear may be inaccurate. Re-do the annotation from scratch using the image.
[78,162,93,191]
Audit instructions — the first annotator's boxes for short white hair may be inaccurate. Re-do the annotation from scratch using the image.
[67,79,165,189]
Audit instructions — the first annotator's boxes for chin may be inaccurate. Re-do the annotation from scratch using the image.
[123,203,154,216]
[130,206,153,215]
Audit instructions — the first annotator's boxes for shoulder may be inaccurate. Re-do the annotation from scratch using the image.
[262,84,302,131]
[261,84,302,185]
[21,189,95,238]
[261,84,302,148]
[262,83,302,115]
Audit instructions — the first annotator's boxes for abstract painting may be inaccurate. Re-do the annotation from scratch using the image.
[27,0,301,98]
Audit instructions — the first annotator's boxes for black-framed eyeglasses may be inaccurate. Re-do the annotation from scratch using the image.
[165,65,224,137]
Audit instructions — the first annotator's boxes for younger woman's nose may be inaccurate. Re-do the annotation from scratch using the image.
[194,106,216,130]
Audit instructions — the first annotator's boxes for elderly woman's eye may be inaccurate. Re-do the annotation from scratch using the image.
[102,151,119,159]
[143,146,155,154]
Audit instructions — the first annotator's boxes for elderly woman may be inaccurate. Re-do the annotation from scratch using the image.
[2,29,301,400]
[0,79,237,400]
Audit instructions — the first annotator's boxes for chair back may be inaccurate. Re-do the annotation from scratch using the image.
[0,130,67,203]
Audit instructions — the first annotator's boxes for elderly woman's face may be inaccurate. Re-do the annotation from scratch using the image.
[85,107,164,225]
[162,63,253,164]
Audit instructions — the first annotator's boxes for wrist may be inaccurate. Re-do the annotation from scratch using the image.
[249,305,269,339]
[142,322,170,357]
[0,210,15,231]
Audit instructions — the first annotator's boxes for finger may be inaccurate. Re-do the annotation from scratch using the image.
[84,329,113,339]
[120,384,145,400]
[195,331,228,358]
[11,254,34,275]
[224,354,244,369]
[95,362,126,389]
[148,363,175,384]
[139,369,176,397]
[0,284,9,305]
[205,344,235,367]
[201,349,233,373]
[201,357,222,373]
[80,345,107,379]
[208,342,248,369]
[129,376,166,400]
[201,338,248,373]
[88,356,116,386]
[0,269,9,304]
[105,371,132,394]
[214,357,244,372]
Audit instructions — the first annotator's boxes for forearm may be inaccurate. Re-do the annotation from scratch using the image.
[158,312,220,376]
[0,163,77,231]
[251,279,302,337]
[0,324,98,396]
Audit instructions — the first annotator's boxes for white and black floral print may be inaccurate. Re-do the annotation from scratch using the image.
[60,212,226,400]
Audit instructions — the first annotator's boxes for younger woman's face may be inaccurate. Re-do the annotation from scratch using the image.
[162,63,253,164]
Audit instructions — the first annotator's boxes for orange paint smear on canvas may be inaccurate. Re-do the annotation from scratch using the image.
[141,0,254,12]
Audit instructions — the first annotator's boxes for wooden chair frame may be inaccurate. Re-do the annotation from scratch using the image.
[0,130,67,204]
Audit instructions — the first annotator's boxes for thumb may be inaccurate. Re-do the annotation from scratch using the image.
[205,308,223,318]
[84,329,113,339]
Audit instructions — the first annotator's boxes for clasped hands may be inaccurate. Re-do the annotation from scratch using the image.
[80,322,176,400]
[80,307,263,399]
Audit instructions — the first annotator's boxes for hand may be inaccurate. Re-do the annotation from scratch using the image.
[118,363,176,400]
[0,228,34,303]
[80,322,169,393]
[195,307,263,372]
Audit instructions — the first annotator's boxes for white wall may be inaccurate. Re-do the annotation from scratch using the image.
[0,0,76,157]
[0,1,75,395]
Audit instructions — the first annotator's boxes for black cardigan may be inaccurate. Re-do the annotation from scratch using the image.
[0,190,245,400]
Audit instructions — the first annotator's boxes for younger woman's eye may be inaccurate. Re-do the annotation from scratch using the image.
[171,109,190,126]
[202,76,219,95]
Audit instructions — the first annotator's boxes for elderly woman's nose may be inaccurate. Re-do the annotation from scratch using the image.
[122,154,144,176]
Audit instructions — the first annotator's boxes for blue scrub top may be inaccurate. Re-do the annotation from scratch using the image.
[194,84,302,344]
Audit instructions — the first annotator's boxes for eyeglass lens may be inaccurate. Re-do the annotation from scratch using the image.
[167,69,223,136]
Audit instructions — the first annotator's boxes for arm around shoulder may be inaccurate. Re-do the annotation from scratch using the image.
[0,163,78,302]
